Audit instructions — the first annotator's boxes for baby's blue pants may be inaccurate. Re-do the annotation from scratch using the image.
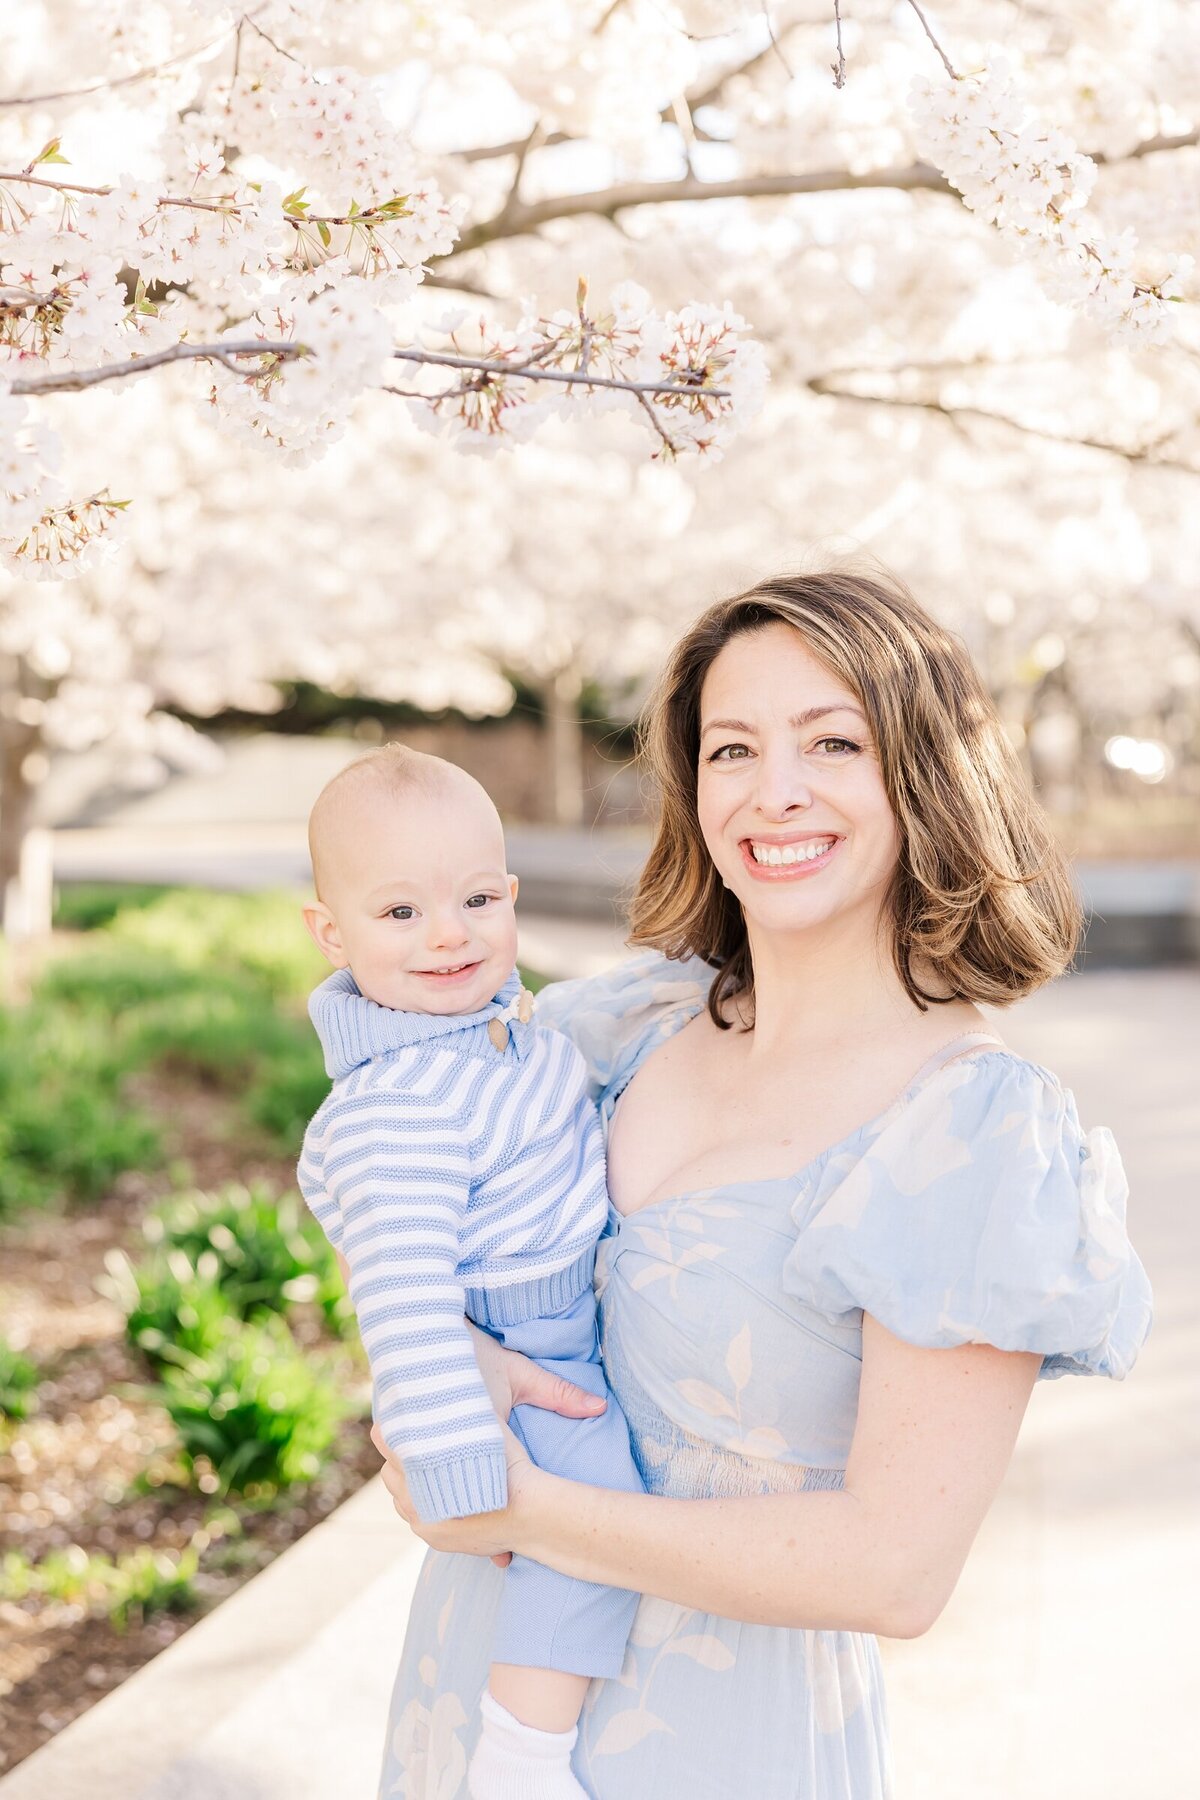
[483,1286,643,1679]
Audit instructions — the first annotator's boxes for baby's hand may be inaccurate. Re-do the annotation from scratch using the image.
[370,1418,541,1566]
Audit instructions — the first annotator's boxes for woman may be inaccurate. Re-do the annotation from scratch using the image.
[372,567,1152,1799]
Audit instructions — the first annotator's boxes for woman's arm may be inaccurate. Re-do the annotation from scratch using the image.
[381,1316,1040,1639]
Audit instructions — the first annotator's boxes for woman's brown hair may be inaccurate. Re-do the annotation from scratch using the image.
[628,565,1083,1026]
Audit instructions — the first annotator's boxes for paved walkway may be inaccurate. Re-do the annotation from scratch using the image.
[3,953,1195,1799]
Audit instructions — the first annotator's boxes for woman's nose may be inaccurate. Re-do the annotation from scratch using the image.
[753,750,813,818]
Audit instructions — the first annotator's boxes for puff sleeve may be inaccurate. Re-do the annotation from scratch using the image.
[535,948,713,1120]
[781,1054,1153,1380]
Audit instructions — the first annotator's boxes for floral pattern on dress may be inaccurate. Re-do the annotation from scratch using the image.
[377,952,1151,1799]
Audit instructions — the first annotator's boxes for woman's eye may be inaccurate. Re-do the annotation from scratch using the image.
[707,742,752,763]
[464,894,493,909]
[387,905,416,921]
[814,736,861,756]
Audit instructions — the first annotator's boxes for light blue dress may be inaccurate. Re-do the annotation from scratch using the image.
[377,953,1153,1800]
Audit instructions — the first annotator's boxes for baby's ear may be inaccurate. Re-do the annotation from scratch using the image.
[508,873,519,905]
[302,901,348,967]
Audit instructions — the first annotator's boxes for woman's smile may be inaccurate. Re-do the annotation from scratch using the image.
[741,833,842,877]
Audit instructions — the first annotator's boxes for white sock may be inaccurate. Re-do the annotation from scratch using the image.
[466,1689,587,1800]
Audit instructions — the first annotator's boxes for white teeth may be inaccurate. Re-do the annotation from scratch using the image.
[750,837,835,866]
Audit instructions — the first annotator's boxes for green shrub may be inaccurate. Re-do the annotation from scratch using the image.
[100,1246,241,1366]
[0,1541,201,1631]
[243,1039,329,1148]
[0,1084,160,1208]
[52,884,172,933]
[35,945,202,1015]
[0,1338,40,1420]
[122,985,308,1089]
[144,1181,350,1334]
[0,1008,160,1215]
[149,1316,352,1496]
[106,889,324,1002]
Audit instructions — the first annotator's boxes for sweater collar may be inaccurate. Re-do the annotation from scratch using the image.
[309,967,526,1077]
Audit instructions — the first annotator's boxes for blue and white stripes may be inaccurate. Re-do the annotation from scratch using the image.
[298,969,609,1522]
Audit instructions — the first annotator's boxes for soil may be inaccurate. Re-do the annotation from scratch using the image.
[0,1071,379,1777]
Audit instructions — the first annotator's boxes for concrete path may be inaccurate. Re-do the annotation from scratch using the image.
[3,953,1195,1799]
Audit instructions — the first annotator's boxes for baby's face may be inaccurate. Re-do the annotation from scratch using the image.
[313,781,518,1016]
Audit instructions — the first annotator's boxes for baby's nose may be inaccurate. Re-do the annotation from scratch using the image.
[427,910,469,948]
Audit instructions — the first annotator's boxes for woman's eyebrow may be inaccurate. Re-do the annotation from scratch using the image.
[700,704,867,736]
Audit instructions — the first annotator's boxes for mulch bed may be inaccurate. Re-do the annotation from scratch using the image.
[0,1074,380,1777]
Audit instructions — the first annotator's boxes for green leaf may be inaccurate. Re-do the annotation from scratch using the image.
[316,220,331,248]
[34,138,69,167]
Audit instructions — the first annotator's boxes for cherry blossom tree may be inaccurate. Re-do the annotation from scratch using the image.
[1,1,1198,924]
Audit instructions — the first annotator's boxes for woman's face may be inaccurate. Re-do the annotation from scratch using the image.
[695,623,900,944]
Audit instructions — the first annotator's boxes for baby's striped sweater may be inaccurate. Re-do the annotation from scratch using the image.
[297,968,609,1523]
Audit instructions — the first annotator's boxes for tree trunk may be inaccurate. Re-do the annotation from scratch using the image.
[541,664,585,827]
[0,655,53,939]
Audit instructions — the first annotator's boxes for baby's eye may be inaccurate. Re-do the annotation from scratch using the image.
[387,905,416,921]
[464,893,494,909]
[707,742,753,763]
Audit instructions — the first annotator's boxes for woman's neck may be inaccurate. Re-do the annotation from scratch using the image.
[737,907,931,1061]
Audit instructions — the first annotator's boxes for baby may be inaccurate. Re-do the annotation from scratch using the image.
[297,744,643,1800]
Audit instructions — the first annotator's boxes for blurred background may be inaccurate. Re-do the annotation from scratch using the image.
[1,2,1198,1797]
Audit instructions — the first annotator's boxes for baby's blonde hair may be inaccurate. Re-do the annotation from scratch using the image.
[307,743,479,900]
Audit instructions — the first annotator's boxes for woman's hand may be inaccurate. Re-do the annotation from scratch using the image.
[371,1320,603,1564]
[464,1320,607,1428]
[370,1417,548,1567]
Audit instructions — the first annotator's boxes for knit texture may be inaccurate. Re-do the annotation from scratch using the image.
[298,968,609,1522]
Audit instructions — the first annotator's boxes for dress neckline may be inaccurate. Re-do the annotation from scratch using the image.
[609,1029,1009,1228]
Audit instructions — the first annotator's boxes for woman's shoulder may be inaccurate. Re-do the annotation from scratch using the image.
[783,1043,1152,1381]
[534,948,715,1110]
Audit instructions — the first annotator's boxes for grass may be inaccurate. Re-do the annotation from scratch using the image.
[52,884,173,934]
[0,1004,161,1215]
[0,1337,40,1421]
[1,889,328,1217]
[0,1541,202,1632]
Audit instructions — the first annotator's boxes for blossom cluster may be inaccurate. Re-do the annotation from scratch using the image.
[0,384,126,578]
[407,283,766,460]
[0,12,768,579]
[909,60,1192,341]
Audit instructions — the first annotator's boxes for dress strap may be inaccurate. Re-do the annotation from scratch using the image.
[905,1030,1006,1090]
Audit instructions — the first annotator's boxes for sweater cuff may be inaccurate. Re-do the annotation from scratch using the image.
[405,1448,510,1522]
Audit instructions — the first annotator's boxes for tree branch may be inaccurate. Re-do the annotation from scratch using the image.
[7,338,730,403]
[493,121,546,226]
[903,1,960,81]
[390,347,729,399]
[764,10,796,81]
[8,339,303,395]
[1091,127,1200,165]
[452,9,813,163]
[448,161,955,254]
[806,373,1200,473]
[443,116,1200,256]
[831,2,847,89]
[0,23,236,108]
